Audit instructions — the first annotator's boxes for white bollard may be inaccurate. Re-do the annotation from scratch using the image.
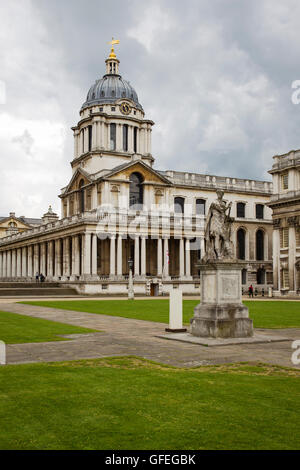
[0,341,6,365]
[165,289,187,333]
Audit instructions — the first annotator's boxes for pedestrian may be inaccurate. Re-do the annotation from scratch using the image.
[39,273,45,283]
[35,272,39,283]
[248,284,254,298]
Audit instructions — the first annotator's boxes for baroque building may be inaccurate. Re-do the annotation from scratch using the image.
[0,44,274,295]
[268,149,300,295]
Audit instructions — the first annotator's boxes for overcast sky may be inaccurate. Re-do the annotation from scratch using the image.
[1,0,300,217]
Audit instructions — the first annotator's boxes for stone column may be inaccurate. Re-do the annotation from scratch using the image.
[101,120,105,149]
[40,242,46,276]
[91,233,98,277]
[17,248,22,278]
[157,238,162,277]
[2,252,7,278]
[33,244,39,276]
[163,237,169,278]
[47,241,54,279]
[11,249,17,278]
[128,125,134,153]
[109,235,116,277]
[27,245,33,278]
[21,247,27,278]
[7,250,12,278]
[272,229,280,292]
[117,234,123,277]
[54,239,62,279]
[82,232,91,279]
[74,235,80,278]
[92,121,97,150]
[185,238,191,278]
[62,237,70,279]
[134,235,140,277]
[288,225,296,293]
[141,236,146,277]
[179,238,185,278]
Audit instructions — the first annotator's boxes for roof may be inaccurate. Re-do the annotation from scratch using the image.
[81,74,143,111]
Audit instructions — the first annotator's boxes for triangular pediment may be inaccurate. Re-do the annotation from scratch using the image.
[102,161,172,186]
[62,168,93,195]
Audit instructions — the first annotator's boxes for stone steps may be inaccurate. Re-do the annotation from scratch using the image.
[0,282,78,296]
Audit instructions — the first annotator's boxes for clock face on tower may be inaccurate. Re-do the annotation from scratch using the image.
[120,102,131,115]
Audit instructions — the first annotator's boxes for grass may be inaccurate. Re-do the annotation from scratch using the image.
[21,299,300,329]
[0,356,299,450]
[0,310,98,344]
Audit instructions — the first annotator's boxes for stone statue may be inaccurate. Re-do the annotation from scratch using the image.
[202,190,235,262]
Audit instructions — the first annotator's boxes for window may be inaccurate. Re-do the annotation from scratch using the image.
[88,125,92,152]
[99,107,103,112]
[241,269,247,285]
[237,228,246,260]
[282,173,288,190]
[280,228,289,248]
[257,268,265,285]
[133,127,138,153]
[256,204,264,219]
[111,106,115,111]
[174,197,184,214]
[256,230,264,260]
[110,123,116,150]
[282,270,289,289]
[123,124,128,152]
[129,172,143,208]
[196,199,205,215]
[237,202,245,218]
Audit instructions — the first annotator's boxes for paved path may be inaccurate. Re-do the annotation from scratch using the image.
[1,302,299,369]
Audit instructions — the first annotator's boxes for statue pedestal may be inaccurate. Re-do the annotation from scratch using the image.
[190,261,253,338]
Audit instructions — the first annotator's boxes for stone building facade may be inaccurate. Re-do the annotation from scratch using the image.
[0,45,274,295]
[268,149,300,296]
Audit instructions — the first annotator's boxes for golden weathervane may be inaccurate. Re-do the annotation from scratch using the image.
[108,37,120,59]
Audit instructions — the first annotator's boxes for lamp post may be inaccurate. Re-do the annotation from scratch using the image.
[128,258,134,300]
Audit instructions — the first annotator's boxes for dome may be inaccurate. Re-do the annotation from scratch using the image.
[81,74,143,111]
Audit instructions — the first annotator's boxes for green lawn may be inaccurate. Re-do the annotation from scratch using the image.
[0,357,299,450]
[0,310,98,344]
[22,299,300,329]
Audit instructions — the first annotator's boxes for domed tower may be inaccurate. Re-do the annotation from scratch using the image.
[71,40,155,175]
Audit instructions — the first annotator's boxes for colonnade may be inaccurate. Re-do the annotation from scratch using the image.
[74,120,152,159]
[0,233,201,281]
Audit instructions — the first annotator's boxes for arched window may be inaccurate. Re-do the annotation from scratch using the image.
[174,197,184,214]
[129,172,143,208]
[237,228,246,260]
[79,179,85,213]
[196,199,205,215]
[256,229,264,260]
